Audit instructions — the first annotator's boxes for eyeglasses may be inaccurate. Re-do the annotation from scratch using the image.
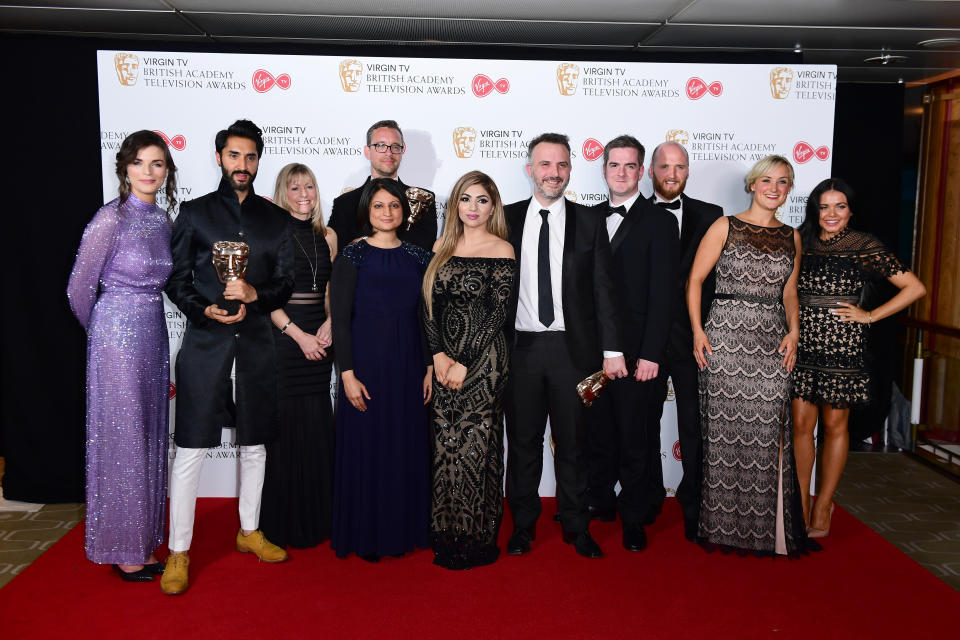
[368,142,405,155]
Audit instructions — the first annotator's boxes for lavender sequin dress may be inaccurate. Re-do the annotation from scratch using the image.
[67,193,172,564]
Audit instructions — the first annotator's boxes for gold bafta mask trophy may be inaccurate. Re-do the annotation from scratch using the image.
[577,370,610,407]
[405,187,435,232]
[211,241,250,315]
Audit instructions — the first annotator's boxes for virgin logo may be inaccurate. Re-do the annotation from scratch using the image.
[472,74,509,98]
[793,141,830,164]
[685,77,723,100]
[252,69,291,93]
[169,381,176,400]
[153,130,186,151]
[672,440,682,461]
[582,138,604,161]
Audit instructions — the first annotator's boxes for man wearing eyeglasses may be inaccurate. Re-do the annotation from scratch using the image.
[327,119,438,251]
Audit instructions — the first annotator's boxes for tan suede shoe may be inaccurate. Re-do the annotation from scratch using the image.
[160,551,189,595]
[236,529,288,563]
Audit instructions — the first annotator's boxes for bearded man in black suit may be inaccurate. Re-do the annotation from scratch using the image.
[584,135,679,551]
[327,119,437,251]
[503,132,626,559]
[646,140,723,541]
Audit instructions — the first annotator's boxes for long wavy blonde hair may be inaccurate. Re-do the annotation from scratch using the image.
[273,163,326,235]
[423,171,508,319]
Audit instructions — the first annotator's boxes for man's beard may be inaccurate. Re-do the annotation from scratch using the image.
[222,166,256,192]
[654,176,686,200]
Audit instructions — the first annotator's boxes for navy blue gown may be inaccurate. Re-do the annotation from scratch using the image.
[330,239,432,558]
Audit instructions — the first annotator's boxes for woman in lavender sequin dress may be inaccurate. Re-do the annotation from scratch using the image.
[67,131,177,581]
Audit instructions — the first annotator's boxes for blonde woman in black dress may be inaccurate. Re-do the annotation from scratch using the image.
[422,171,515,569]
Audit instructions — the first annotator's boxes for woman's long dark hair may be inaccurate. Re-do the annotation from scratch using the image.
[355,178,412,237]
[798,177,856,247]
[115,130,178,216]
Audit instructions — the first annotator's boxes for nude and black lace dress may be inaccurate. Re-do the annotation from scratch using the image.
[699,217,815,555]
[793,228,906,408]
[423,256,515,569]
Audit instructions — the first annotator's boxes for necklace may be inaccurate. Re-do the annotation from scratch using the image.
[292,225,320,292]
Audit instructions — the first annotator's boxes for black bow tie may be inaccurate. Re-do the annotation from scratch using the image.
[656,199,681,210]
[606,204,626,217]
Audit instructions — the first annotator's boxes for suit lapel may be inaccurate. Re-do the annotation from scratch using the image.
[610,199,642,254]
[507,199,530,265]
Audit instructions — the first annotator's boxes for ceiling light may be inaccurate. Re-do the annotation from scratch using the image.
[794,43,802,53]
[917,38,960,48]
[864,49,909,65]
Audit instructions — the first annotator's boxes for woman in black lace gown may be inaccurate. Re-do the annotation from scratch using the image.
[687,155,815,556]
[422,171,515,569]
[792,178,925,538]
[260,163,337,549]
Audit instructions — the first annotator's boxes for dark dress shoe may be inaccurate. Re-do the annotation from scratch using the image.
[622,525,648,552]
[360,553,380,563]
[507,528,534,555]
[112,565,154,582]
[587,505,616,522]
[562,530,603,558]
[145,561,165,575]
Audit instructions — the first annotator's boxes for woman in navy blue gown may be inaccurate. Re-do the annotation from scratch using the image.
[330,178,433,561]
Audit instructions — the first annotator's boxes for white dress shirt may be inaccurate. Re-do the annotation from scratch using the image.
[515,197,566,332]
[605,191,641,241]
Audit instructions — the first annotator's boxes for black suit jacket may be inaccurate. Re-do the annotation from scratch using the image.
[651,193,723,357]
[504,198,621,371]
[591,198,679,365]
[165,178,294,444]
[328,176,438,251]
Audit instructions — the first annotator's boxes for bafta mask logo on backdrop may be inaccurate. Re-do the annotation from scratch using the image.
[339,59,363,92]
[672,440,682,461]
[793,141,830,164]
[472,74,510,98]
[665,129,690,146]
[770,67,795,99]
[685,77,723,100]
[452,126,477,159]
[153,130,186,151]
[556,63,580,96]
[252,69,291,93]
[582,138,604,162]
[114,52,140,86]
[564,190,578,202]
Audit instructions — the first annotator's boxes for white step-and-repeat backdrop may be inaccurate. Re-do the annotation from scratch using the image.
[98,50,836,497]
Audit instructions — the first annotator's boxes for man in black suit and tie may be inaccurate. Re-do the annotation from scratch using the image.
[647,140,723,541]
[584,135,679,551]
[504,132,626,559]
[327,119,437,251]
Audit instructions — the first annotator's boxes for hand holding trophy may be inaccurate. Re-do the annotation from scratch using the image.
[211,241,250,315]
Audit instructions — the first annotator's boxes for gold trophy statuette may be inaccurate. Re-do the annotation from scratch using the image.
[405,187,435,232]
[211,241,250,315]
[577,370,610,407]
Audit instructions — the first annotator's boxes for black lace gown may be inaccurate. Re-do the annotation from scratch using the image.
[423,256,516,569]
[793,228,906,408]
[698,217,816,555]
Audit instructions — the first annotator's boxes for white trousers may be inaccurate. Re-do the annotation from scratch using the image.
[168,444,267,553]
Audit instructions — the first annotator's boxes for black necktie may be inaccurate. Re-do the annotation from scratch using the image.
[657,199,681,210]
[538,209,555,328]
[606,204,626,217]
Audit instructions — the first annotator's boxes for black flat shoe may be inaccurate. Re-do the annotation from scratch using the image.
[112,565,154,582]
[622,525,648,552]
[562,530,603,559]
[144,561,165,575]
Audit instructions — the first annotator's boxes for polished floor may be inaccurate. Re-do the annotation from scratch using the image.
[1,452,959,592]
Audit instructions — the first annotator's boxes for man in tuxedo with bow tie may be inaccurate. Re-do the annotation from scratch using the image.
[584,135,679,550]
[503,133,626,559]
[647,140,723,541]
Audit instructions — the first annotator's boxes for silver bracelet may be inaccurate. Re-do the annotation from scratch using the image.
[280,321,292,334]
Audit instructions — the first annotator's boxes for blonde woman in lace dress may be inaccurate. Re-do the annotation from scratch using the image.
[792,178,925,538]
[686,155,815,555]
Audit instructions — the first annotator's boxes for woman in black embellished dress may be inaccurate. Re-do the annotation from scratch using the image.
[260,163,337,549]
[687,155,815,556]
[792,178,925,538]
[422,171,515,569]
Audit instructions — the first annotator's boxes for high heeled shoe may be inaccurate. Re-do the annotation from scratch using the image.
[807,502,835,539]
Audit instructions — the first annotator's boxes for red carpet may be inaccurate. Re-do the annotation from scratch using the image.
[1,498,955,639]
